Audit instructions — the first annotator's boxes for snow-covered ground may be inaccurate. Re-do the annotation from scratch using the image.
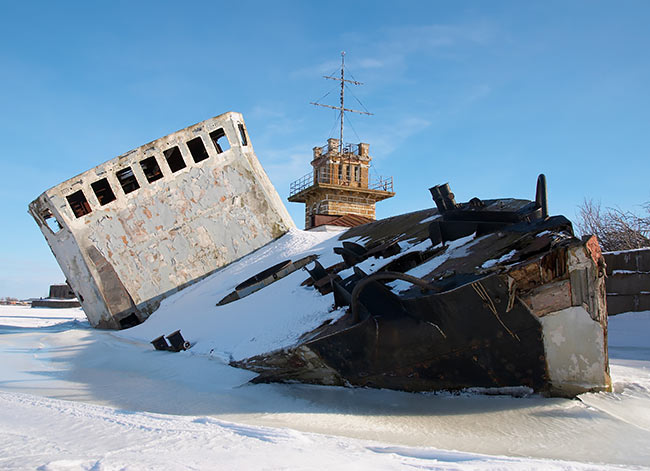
[1,229,650,470]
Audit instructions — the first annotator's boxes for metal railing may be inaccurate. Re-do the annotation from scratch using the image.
[289,170,393,198]
[369,175,394,192]
[315,142,361,157]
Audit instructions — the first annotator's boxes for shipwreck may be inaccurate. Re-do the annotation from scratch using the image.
[28,54,610,397]
[232,175,611,397]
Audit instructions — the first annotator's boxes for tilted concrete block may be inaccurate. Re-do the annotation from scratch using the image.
[29,112,295,329]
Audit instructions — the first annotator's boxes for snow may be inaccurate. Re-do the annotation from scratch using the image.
[481,249,518,268]
[4,392,634,471]
[123,228,347,361]
[604,247,650,255]
[420,214,440,224]
[387,234,477,292]
[1,228,650,469]
[1,305,649,469]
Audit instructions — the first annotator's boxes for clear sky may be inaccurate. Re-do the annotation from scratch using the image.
[1,1,649,298]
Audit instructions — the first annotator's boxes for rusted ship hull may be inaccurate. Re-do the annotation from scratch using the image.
[233,176,610,397]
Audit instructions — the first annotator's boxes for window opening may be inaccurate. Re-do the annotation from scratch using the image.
[42,209,62,233]
[91,178,117,205]
[67,190,92,218]
[346,164,351,181]
[164,146,186,173]
[116,167,140,194]
[238,123,248,146]
[187,136,210,163]
[209,128,230,154]
[338,163,343,182]
[354,165,361,182]
[119,312,141,328]
[140,156,164,183]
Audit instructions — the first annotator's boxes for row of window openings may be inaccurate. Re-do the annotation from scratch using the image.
[319,165,361,182]
[66,127,244,219]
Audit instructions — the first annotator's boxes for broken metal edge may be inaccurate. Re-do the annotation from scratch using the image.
[231,218,610,398]
[217,255,318,306]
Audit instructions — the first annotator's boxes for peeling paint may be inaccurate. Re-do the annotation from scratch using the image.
[540,306,609,396]
[28,112,295,329]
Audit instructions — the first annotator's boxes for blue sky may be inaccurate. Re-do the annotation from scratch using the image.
[1,1,649,298]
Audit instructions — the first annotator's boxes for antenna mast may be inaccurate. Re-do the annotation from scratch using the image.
[311,51,372,153]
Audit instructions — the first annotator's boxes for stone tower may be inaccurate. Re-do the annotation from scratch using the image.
[288,137,394,229]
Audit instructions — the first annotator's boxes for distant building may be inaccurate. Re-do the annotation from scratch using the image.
[32,284,81,308]
[29,112,294,329]
[288,138,394,230]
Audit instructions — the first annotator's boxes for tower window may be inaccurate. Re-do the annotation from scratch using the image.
[238,123,248,146]
[91,178,117,205]
[163,146,186,173]
[346,165,351,181]
[209,128,230,154]
[67,190,92,218]
[187,137,210,163]
[116,167,140,194]
[140,156,164,183]
[354,166,361,182]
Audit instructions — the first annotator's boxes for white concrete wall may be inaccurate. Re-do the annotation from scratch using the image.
[29,112,295,329]
[539,240,610,396]
[540,306,609,396]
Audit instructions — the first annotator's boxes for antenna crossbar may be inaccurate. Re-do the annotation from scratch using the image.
[323,75,363,86]
[309,102,373,116]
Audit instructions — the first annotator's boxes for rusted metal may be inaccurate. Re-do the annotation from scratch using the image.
[301,261,347,294]
[232,175,611,397]
[217,255,318,306]
[151,335,170,351]
[151,330,190,352]
[166,330,191,352]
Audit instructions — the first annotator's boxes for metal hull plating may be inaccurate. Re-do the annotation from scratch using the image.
[234,177,610,397]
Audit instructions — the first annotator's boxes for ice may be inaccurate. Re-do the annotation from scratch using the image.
[1,306,649,468]
[1,227,650,468]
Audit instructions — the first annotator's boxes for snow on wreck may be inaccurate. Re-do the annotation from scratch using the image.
[28,112,294,329]
[230,175,611,397]
[27,108,610,397]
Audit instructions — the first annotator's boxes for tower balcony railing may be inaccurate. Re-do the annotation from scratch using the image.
[315,142,361,157]
[289,170,393,198]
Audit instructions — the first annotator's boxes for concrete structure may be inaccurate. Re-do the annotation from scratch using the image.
[29,112,294,329]
[288,138,394,229]
[603,247,650,314]
[31,284,81,308]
